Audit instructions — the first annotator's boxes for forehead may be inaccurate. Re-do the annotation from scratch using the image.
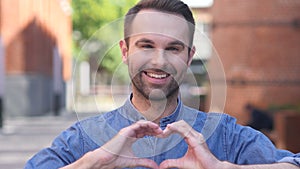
[129,9,190,45]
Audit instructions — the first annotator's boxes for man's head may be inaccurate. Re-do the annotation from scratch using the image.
[124,0,195,49]
[120,0,196,101]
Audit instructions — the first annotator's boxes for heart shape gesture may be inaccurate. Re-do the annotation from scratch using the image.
[61,120,230,169]
[158,120,225,169]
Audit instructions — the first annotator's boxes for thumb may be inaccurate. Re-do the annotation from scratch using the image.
[159,159,183,169]
[130,158,159,169]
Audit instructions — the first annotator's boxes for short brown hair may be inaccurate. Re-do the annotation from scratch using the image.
[124,0,195,48]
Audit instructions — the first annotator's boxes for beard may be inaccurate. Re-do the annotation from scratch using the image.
[130,71,180,101]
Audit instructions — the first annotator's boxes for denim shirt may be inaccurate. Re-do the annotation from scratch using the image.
[25,97,300,168]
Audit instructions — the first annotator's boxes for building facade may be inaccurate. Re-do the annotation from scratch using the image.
[206,0,300,124]
[0,0,72,116]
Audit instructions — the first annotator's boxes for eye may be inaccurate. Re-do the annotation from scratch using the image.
[141,44,154,49]
[136,42,154,50]
[166,45,184,53]
[166,46,180,51]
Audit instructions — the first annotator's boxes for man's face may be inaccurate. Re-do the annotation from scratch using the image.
[120,9,195,100]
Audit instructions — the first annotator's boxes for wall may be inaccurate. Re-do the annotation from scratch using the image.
[206,0,300,124]
[0,0,72,116]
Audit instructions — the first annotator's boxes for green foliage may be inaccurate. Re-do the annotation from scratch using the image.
[72,0,138,82]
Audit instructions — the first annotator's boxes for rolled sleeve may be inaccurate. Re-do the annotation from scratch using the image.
[278,155,300,167]
[224,115,300,166]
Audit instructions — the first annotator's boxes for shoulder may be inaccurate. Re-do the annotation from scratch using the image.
[180,105,233,136]
[75,108,120,130]
[76,108,121,133]
[181,105,234,127]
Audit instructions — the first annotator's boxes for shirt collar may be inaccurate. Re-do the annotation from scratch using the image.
[119,94,182,128]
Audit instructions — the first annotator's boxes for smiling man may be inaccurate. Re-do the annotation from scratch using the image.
[120,9,195,123]
[25,0,300,169]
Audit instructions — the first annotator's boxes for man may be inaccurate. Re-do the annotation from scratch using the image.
[25,0,300,168]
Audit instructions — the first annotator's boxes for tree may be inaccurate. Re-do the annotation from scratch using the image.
[72,0,138,83]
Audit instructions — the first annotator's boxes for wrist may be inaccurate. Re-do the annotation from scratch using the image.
[63,151,101,169]
[219,161,240,169]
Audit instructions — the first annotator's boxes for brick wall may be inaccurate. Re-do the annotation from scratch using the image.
[206,0,300,124]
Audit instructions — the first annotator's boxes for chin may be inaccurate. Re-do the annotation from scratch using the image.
[147,88,179,101]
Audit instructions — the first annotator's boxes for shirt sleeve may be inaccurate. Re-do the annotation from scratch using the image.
[278,156,300,166]
[24,122,84,169]
[224,115,300,167]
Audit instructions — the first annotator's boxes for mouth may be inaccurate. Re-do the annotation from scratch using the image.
[143,70,170,79]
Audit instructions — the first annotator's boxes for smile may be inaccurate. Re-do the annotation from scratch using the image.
[144,72,170,79]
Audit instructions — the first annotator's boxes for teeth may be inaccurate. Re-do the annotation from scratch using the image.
[147,72,168,79]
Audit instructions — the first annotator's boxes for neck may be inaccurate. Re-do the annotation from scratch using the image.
[131,90,178,124]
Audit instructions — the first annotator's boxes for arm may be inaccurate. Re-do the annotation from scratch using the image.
[61,120,162,169]
[158,120,299,169]
[233,163,299,169]
[25,124,86,168]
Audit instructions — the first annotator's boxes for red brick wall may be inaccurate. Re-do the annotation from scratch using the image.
[207,0,300,124]
[0,0,72,80]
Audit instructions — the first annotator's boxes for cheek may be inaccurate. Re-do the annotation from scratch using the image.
[127,53,148,74]
[128,50,152,66]
[169,55,189,70]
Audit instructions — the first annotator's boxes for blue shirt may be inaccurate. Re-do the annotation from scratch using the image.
[25,97,300,168]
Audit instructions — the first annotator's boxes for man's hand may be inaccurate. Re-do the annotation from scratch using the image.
[61,120,162,169]
[157,121,299,169]
[158,120,233,169]
[61,120,298,169]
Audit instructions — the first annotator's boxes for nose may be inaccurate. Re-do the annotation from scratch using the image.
[150,49,167,67]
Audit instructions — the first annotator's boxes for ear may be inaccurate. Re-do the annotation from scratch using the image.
[119,40,128,65]
[187,46,196,66]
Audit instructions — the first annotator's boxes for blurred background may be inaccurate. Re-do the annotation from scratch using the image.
[0,0,299,168]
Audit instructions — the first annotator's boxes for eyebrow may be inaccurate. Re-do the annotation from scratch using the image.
[135,38,155,46]
[168,40,185,48]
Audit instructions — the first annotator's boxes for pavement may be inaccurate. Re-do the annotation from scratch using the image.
[0,111,98,169]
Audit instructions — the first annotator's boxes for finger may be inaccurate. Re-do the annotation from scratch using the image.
[120,120,163,139]
[157,120,192,138]
[158,120,192,138]
[132,120,163,138]
[165,121,217,164]
[159,159,183,169]
[165,120,206,146]
[138,120,163,135]
[156,125,174,138]
[105,121,163,155]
